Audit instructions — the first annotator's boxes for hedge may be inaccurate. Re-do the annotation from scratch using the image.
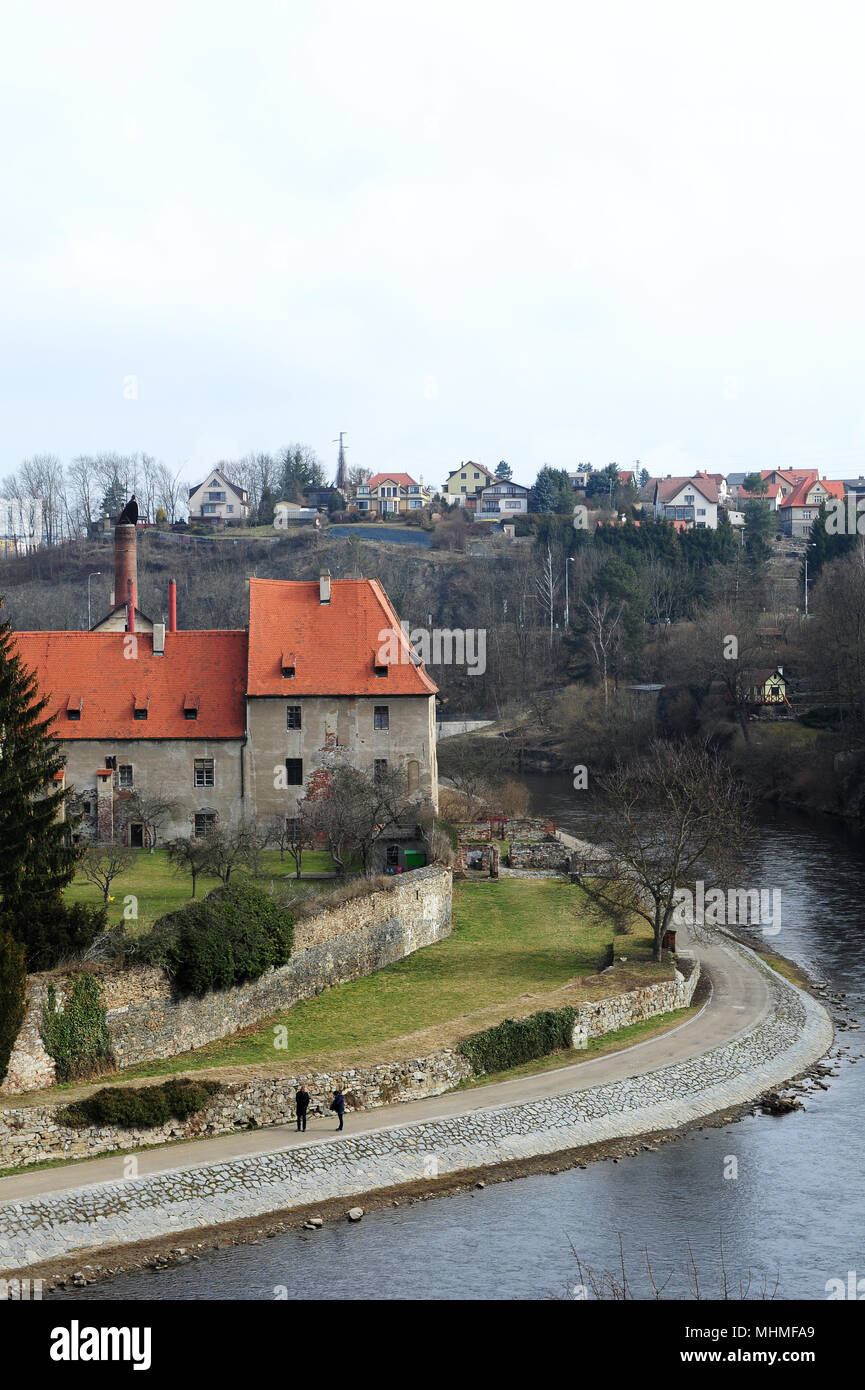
[58,1077,222,1130]
[458,1005,579,1075]
[134,878,295,996]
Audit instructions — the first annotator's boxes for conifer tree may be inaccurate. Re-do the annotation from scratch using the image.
[0,599,96,965]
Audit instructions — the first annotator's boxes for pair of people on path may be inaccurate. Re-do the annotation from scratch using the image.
[294,1084,345,1132]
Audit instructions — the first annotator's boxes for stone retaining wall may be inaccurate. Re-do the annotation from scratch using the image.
[0,957,699,1170]
[1,868,452,1094]
[0,941,833,1272]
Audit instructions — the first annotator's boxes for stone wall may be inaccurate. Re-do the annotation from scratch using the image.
[507,841,572,870]
[0,867,452,1095]
[0,955,699,1169]
[0,943,834,1271]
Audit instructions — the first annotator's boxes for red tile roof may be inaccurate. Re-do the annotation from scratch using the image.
[12,631,248,739]
[779,478,845,509]
[656,476,719,504]
[367,473,422,490]
[247,578,438,697]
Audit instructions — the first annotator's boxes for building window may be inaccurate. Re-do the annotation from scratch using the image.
[460,485,467,493]
[374,664,388,678]
[374,706,389,730]
[697,508,706,516]
[282,663,295,678]
[374,759,388,781]
[66,708,81,720]
[285,758,303,786]
[194,812,217,839]
[226,504,233,513]
[202,504,217,514]
[286,706,302,730]
[194,758,215,788]
[133,708,148,721]
[184,706,198,720]
[118,764,134,788]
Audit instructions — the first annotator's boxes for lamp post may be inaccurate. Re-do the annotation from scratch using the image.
[87,571,101,630]
[803,542,817,618]
[564,556,576,628]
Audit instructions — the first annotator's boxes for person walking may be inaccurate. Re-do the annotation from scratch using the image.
[330,1087,345,1132]
[295,1084,310,1133]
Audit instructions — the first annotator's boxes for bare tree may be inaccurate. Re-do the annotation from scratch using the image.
[301,757,410,875]
[80,846,134,904]
[202,816,266,884]
[118,789,181,852]
[165,836,214,898]
[153,460,185,524]
[581,741,749,961]
[582,595,624,707]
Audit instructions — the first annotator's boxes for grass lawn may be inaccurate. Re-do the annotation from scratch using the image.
[65,848,342,931]
[72,878,667,1086]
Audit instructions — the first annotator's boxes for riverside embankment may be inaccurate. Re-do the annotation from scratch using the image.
[0,921,832,1275]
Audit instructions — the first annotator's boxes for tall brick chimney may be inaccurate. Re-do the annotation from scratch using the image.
[113,523,137,609]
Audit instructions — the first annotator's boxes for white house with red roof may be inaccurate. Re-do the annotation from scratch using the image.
[354,472,432,514]
[651,476,720,528]
[187,468,249,524]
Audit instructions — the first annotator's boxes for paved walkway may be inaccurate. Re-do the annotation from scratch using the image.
[0,924,765,1208]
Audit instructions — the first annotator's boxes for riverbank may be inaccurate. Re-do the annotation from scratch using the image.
[0,930,833,1279]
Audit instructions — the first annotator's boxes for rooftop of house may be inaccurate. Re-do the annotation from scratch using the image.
[656,476,720,504]
[13,630,248,739]
[779,477,845,509]
[445,462,497,483]
[246,577,438,698]
[366,473,425,490]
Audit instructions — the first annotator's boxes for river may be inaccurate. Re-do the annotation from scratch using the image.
[55,783,865,1301]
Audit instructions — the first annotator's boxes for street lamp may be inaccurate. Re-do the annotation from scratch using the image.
[803,543,817,618]
[564,556,576,628]
[87,572,101,630]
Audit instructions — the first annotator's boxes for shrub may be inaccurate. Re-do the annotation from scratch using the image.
[40,973,114,1083]
[458,1006,578,1076]
[57,1078,222,1130]
[1,898,107,972]
[0,930,27,1086]
[138,878,295,996]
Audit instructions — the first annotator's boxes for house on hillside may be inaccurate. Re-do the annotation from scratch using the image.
[354,473,431,515]
[778,477,845,538]
[441,462,498,509]
[274,501,320,527]
[187,469,249,524]
[652,476,719,528]
[477,479,531,517]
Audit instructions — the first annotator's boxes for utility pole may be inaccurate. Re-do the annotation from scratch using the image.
[333,432,348,492]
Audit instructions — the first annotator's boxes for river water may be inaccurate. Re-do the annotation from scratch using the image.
[57,782,865,1301]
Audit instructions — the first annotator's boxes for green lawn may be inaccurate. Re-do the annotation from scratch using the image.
[106,878,662,1082]
[65,848,342,931]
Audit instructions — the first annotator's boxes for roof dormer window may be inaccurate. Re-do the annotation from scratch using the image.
[183,693,200,720]
[133,693,149,721]
[66,696,82,721]
[374,663,389,678]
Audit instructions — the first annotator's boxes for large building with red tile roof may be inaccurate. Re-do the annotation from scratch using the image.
[354,473,432,515]
[651,476,720,528]
[10,531,439,845]
[778,476,845,537]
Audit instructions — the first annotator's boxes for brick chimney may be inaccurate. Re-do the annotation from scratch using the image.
[168,579,177,632]
[113,523,137,609]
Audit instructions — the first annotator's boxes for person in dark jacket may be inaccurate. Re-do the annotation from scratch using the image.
[295,1084,310,1132]
[330,1088,345,1131]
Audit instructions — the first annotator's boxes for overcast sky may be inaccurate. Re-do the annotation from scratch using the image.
[2,1,864,487]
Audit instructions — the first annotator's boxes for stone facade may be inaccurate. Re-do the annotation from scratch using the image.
[507,841,572,870]
[1,868,453,1094]
[246,693,438,818]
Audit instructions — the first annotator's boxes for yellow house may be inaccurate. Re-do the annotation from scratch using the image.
[443,462,498,508]
[354,473,431,515]
[740,667,790,706]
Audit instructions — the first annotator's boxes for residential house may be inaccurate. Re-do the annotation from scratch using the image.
[778,477,845,538]
[477,480,531,517]
[739,667,790,708]
[274,501,320,527]
[442,462,498,509]
[187,469,249,524]
[0,498,43,554]
[652,477,720,528]
[354,473,431,515]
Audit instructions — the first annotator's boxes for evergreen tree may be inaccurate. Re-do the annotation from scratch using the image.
[742,498,773,568]
[99,474,127,519]
[0,599,101,966]
[495,460,513,481]
[531,468,557,514]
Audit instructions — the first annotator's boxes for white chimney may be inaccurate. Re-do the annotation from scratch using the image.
[319,570,331,604]
[153,622,165,655]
